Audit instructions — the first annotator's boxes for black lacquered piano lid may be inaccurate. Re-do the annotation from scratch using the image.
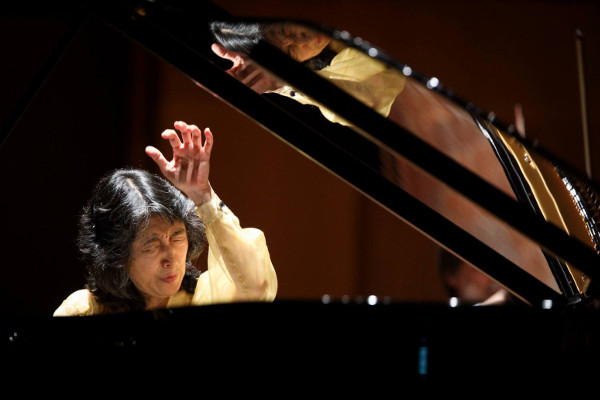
[58,0,600,307]
[4,300,600,382]
[1,0,598,307]
[3,0,600,384]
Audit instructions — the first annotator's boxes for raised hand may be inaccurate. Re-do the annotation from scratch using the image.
[211,43,285,93]
[145,121,214,206]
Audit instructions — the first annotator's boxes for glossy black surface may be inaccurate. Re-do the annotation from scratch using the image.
[3,3,600,387]
[4,301,600,383]
[78,0,600,304]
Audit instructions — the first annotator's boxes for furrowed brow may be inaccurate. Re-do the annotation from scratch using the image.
[141,234,161,246]
[171,228,186,237]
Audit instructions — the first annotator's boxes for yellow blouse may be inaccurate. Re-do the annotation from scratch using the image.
[53,195,277,316]
[277,47,406,126]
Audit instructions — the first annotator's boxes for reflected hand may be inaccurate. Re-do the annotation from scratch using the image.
[145,121,214,206]
[211,43,284,93]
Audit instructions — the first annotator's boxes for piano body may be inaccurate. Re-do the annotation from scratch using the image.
[2,0,600,384]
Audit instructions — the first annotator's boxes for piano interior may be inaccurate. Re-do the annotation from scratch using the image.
[2,0,600,383]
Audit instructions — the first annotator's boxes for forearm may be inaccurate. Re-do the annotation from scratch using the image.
[195,195,277,301]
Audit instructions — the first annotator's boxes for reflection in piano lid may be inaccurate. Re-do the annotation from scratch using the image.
[3,0,600,385]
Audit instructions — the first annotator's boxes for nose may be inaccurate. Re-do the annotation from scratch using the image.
[160,244,175,268]
[281,37,293,47]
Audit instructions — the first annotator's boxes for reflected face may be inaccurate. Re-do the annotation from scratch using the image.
[263,23,331,62]
[128,216,188,309]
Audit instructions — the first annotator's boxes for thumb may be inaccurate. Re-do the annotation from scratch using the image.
[211,42,243,68]
[145,146,170,172]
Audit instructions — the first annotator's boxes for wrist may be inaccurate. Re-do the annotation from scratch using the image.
[190,186,214,207]
[193,192,224,227]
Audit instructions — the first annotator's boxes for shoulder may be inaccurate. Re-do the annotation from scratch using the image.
[332,47,369,63]
[324,47,391,79]
[53,289,95,316]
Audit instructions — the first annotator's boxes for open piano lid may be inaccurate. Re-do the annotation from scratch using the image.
[72,0,600,307]
[3,0,600,383]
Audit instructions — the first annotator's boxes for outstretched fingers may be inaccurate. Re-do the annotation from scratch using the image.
[145,146,170,173]
[147,121,215,205]
[161,128,182,151]
[173,121,211,155]
[211,43,243,68]
[173,121,193,147]
[190,124,203,148]
[202,127,214,155]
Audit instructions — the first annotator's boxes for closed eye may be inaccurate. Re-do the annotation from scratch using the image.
[142,242,159,253]
[171,229,187,242]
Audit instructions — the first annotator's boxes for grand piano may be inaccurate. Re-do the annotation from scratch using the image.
[2,0,600,384]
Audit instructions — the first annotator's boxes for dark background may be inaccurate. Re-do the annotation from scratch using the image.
[1,0,598,316]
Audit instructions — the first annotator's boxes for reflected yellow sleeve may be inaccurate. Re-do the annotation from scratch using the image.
[278,47,406,126]
[191,195,278,305]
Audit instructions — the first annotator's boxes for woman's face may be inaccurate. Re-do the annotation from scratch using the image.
[263,23,331,62]
[128,216,189,309]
